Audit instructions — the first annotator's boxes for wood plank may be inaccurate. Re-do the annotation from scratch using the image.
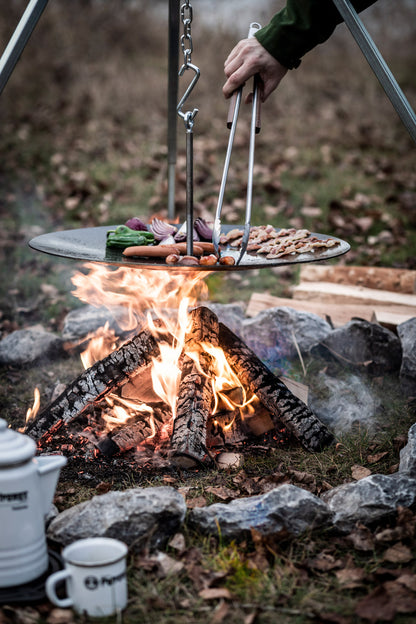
[371,310,416,330]
[279,377,309,405]
[299,265,416,294]
[292,281,416,307]
[246,292,416,328]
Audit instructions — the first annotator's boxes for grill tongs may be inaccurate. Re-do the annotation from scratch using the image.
[213,22,262,265]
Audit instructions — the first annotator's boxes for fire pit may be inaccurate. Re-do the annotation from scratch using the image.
[24,264,335,469]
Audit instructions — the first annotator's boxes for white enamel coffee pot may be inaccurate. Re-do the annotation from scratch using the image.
[0,418,67,587]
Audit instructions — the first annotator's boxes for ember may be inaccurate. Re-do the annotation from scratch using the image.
[25,265,333,469]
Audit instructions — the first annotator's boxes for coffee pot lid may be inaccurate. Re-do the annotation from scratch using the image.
[0,418,36,466]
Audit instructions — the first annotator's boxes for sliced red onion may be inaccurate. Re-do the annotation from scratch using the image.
[174,222,199,242]
[150,218,178,241]
[158,235,176,246]
[124,217,148,231]
[194,218,213,241]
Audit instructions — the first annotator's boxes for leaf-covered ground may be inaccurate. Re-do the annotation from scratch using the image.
[1,2,416,622]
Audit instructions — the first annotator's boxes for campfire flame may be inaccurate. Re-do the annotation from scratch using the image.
[25,387,41,427]
[69,263,256,445]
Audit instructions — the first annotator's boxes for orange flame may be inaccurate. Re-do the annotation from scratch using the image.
[28,263,256,446]
[26,387,41,425]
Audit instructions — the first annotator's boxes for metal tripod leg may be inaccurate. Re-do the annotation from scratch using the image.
[0,0,49,96]
[167,0,180,220]
[332,0,416,143]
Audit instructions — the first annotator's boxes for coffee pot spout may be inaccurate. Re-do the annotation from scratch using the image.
[36,455,67,516]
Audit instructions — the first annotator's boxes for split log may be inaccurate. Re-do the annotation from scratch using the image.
[292,281,416,308]
[170,306,219,467]
[97,404,172,456]
[218,323,334,452]
[98,419,156,456]
[300,264,416,294]
[26,328,160,442]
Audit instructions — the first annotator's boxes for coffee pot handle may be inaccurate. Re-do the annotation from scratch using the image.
[45,569,73,608]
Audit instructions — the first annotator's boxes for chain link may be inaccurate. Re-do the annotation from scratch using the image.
[177,0,200,131]
[180,0,193,68]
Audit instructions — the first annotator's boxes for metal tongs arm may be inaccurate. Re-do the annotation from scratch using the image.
[213,22,262,264]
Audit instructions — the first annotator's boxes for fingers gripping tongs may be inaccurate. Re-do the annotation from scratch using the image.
[213,22,262,265]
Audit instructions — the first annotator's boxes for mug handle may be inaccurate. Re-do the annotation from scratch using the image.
[45,569,74,608]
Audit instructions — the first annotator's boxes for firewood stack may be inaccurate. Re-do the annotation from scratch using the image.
[25,306,334,467]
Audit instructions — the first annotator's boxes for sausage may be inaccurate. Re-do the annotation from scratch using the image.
[178,255,199,266]
[169,243,204,256]
[123,245,178,257]
[219,255,236,266]
[194,242,216,253]
[199,254,218,266]
[165,254,181,264]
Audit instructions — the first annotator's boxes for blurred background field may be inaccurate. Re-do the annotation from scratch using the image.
[0,0,415,327]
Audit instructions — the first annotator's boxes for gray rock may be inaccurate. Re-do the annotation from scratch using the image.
[399,423,416,478]
[322,473,416,532]
[312,319,402,375]
[0,327,64,366]
[47,487,186,550]
[62,304,131,342]
[397,318,416,397]
[205,303,246,337]
[241,307,332,371]
[308,371,382,433]
[189,484,332,539]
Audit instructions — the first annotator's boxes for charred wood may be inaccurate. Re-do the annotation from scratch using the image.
[26,329,160,442]
[98,420,155,456]
[97,404,172,456]
[170,306,219,467]
[218,323,334,452]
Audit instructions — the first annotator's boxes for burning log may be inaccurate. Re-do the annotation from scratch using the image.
[170,306,219,467]
[98,419,156,456]
[97,404,172,456]
[25,328,160,442]
[218,323,335,452]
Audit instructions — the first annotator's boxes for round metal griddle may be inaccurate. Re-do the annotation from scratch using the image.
[29,225,350,271]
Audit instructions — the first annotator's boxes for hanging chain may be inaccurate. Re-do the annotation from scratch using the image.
[177,0,200,131]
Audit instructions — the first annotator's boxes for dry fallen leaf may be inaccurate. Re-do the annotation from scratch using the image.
[383,580,416,613]
[367,451,389,464]
[134,551,184,578]
[46,609,75,624]
[397,573,416,592]
[307,552,343,572]
[351,464,372,480]
[205,486,236,501]
[355,586,397,623]
[335,566,366,588]
[210,599,229,624]
[346,524,375,551]
[243,613,257,624]
[168,532,186,553]
[199,588,233,601]
[185,495,207,509]
[383,542,413,564]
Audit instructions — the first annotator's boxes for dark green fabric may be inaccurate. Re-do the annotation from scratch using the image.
[255,0,378,69]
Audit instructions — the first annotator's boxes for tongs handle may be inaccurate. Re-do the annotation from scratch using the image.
[213,22,262,260]
[227,22,262,132]
[227,90,261,133]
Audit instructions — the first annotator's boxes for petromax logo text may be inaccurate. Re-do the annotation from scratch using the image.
[84,571,126,590]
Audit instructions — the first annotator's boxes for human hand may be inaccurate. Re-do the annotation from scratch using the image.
[223,37,288,102]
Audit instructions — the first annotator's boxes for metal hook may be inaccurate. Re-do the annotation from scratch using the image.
[177,62,200,130]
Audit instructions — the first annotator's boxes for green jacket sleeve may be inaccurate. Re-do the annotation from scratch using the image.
[255,0,378,69]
